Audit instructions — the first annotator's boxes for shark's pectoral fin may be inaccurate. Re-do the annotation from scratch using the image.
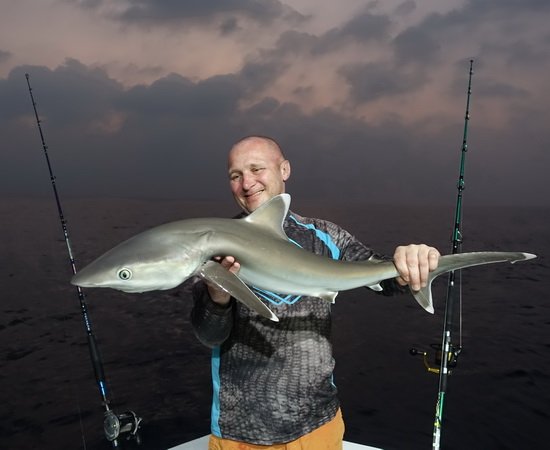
[198,261,279,322]
[411,283,435,314]
[367,283,383,292]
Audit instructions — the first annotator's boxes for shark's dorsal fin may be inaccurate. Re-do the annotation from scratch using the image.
[242,193,290,240]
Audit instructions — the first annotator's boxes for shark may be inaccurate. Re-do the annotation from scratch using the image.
[71,194,536,322]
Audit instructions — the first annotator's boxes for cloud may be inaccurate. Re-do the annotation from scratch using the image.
[274,10,392,56]
[479,38,550,69]
[0,59,447,203]
[394,1,416,17]
[119,72,244,118]
[2,59,122,128]
[474,79,529,99]
[76,0,306,27]
[2,57,543,206]
[0,49,12,63]
[330,10,392,43]
[392,27,441,65]
[466,0,550,14]
[339,62,426,104]
[1,1,549,206]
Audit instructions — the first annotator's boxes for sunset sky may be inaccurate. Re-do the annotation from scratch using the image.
[1,0,548,206]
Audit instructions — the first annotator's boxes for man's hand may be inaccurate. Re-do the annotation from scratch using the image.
[393,244,440,291]
[206,256,240,305]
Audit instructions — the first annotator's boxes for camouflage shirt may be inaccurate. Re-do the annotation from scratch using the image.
[190,211,402,445]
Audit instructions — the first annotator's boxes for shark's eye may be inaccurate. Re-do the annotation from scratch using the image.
[118,268,132,280]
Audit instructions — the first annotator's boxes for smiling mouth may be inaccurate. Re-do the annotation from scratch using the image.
[245,190,264,198]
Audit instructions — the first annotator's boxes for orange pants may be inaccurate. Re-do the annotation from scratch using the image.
[208,409,344,450]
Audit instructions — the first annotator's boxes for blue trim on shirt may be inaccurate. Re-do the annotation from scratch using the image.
[253,287,303,305]
[211,346,222,436]
[290,214,340,390]
[288,214,341,260]
[249,215,341,306]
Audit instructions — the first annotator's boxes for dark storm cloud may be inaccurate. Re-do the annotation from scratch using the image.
[0,49,12,63]
[315,10,392,54]
[117,59,283,116]
[1,57,549,206]
[0,58,285,201]
[3,0,550,207]
[82,0,306,27]
[240,8,392,62]
[479,39,550,69]
[472,78,529,99]
[0,68,33,121]
[1,59,121,124]
[465,0,550,14]
[339,62,425,103]
[69,0,103,8]
[394,1,416,17]
[0,58,452,204]
[1,60,126,196]
[402,0,550,36]
[386,0,549,100]
[245,96,280,116]
[118,73,243,118]
[239,58,288,95]
[382,0,550,71]
[392,27,441,65]
[501,40,550,67]
[220,17,240,35]
[331,10,391,43]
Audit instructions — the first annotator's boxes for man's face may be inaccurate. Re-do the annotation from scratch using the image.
[228,140,290,213]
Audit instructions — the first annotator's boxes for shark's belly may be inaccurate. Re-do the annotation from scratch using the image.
[237,257,397,297]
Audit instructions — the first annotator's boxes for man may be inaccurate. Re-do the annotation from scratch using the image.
[190,136,440,449]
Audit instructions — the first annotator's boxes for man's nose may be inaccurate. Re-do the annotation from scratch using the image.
[242,172,255,190]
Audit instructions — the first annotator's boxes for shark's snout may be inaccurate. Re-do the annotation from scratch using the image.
[70,258,118,288]
[71,270,98,288]
[70,273,82,286]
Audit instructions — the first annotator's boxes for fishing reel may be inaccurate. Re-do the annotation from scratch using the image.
[104,408,142,447]
[409,344,462,374]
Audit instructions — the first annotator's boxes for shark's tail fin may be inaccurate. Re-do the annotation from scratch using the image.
[412,251,536,314]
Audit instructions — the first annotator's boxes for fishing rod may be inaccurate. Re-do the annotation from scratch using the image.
[409,59,474,448]
[25,73,142,447]
[432,59,474,450]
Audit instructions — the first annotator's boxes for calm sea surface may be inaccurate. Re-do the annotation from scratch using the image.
[1,199,548,450]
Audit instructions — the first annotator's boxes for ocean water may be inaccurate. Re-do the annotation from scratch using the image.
[1,198,548,450]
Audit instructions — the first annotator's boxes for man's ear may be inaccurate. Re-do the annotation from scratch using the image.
[281,160,291,181]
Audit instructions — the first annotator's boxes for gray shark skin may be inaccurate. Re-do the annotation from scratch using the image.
[71,194,536,321]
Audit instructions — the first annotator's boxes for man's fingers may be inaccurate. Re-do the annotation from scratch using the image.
[417,245,432,288]
[405,247,421,291]
[220,256,240,274]
[393,244,440,291]
[429,249,440,271]
[393,246,409,283]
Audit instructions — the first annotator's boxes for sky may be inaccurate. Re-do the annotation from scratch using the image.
[1,0,549,207]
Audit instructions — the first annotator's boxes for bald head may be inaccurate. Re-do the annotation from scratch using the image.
[229,136,286,165]
[227,136,291,212]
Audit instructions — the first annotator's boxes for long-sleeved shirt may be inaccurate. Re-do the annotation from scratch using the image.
[190,210,404,445]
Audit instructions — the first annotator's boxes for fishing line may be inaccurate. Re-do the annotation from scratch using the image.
[25,73,142,448]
